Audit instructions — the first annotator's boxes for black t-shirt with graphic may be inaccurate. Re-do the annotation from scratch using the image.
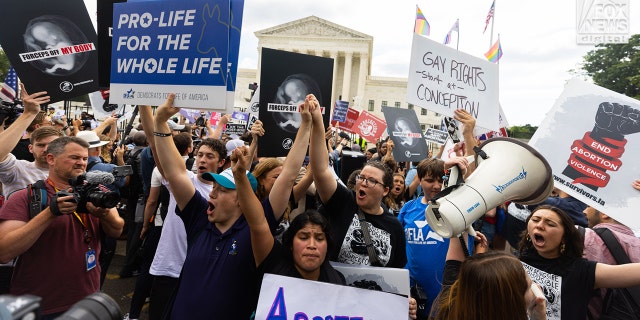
[320,183,406,268]
[520,251,596,320]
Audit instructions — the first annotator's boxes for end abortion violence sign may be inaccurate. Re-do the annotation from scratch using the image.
[109,0,236,109]
[407,34,500,131]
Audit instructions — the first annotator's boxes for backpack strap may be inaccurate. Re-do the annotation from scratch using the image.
[594,228,631,264]
[577,225,586,239]
[86,160,100,171]
[593,227,640,308]
[28,180,48,219]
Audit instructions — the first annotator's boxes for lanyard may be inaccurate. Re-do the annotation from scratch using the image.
[46,178,92,244]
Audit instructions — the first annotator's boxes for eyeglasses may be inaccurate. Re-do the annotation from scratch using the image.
[355,174,382,187]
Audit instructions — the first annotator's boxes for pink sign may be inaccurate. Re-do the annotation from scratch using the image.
[352,111,387,142]
[331,108,360,133]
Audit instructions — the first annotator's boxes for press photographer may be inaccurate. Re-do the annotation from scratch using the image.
[0,136,124,318]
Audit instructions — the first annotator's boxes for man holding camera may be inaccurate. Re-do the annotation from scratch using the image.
[0,136,124,319]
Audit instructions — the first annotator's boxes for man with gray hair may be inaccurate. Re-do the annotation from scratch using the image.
[0,136,124,318]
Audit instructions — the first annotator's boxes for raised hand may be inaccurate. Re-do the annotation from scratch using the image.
[250,119,265,137]
[307,94,322,122]
[20,83,49,114]
[155,93,180,123]
[219,114,232,126]
[299,96,313,123]
[231,146,251,174]
[453,109,476,137]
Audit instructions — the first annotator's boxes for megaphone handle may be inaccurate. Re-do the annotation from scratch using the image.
[466,225,476,238]
[458,235,470,258]
[455,226,477,258]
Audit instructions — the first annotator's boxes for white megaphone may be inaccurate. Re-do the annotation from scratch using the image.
[425,137,554,238]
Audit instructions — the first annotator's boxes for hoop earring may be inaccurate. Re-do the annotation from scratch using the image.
[526,234,531,243]
[560,243,566,254]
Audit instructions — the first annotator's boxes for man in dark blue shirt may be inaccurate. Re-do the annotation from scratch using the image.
[153,94,260,319]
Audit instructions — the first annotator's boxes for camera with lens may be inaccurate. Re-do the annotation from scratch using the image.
[0,292,122,320]
[81,120,93,128]
[56,173,120,213]
[0,99,24,128]
[195,114,206,127]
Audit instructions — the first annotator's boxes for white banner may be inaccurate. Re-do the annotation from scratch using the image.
[407,34,500,131]
[88,91,126,120]
[255,274,408,320]
[330,262,410,296]
[529,78,640,230]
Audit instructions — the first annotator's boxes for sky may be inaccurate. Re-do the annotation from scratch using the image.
[84,0,639,126]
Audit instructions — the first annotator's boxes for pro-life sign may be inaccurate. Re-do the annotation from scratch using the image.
[109,0,235,109]
[424,128,449,145]
[19,44,95,63]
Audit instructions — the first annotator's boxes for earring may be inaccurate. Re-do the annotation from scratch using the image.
[560,243,566,254]
[526,234,531,242]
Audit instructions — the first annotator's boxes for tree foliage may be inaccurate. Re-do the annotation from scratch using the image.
[0,49,10,80]
[580,34,640,99]
[508,124,538,140]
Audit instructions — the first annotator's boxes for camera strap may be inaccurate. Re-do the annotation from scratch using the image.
[28,180,48,219]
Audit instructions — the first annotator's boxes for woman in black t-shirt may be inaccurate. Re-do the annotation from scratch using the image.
[519,205,640,320]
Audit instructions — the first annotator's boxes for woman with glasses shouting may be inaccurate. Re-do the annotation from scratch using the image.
[308,95,406,269]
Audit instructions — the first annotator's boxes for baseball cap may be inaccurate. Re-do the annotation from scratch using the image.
[202,168,258,192]
[167,120,185,131]
[225,139,245,157]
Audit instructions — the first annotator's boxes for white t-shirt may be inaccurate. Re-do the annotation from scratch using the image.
[0,154,49,198]
[149,167,164,227]
[149,170,213,278]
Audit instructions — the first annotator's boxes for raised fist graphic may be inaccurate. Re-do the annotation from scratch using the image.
[593,102,640,140]
[562,102,640,191]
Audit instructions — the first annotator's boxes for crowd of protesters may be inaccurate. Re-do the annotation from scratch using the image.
[1,86,640,320]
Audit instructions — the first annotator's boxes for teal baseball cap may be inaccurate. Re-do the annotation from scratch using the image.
[202,168,257,192]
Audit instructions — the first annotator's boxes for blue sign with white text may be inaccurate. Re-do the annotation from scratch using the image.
[127,0,244,105]
[110,0,239,109]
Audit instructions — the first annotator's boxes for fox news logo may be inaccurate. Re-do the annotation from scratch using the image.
[576,0,630,44]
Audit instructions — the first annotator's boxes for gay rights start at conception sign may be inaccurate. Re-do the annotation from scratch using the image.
[109,0,233,109]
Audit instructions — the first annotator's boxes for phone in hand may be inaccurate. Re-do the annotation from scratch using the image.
[112,165,133,177]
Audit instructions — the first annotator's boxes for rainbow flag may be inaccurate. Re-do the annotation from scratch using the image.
[484,38,503,63]
[414,5,430,36]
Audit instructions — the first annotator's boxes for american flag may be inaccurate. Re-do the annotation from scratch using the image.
[0,67,18,103]
[483,1,495,34]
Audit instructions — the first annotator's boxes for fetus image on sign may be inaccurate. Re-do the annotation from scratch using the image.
[23,15,91,76]
[392,117,420,147]
[272,74,322,133]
